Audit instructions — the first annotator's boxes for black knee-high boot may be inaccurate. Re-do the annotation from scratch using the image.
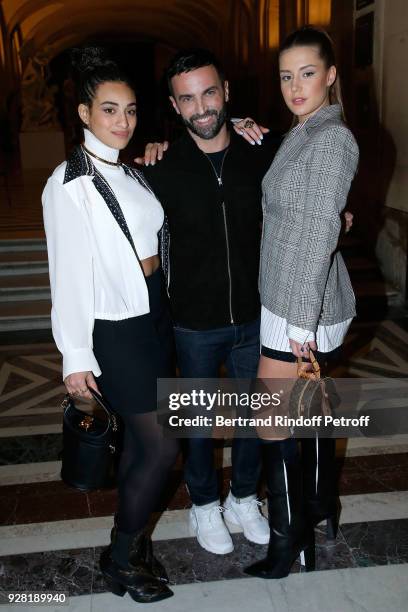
[245,440,315,579]
[301,436,339,539]
[100,528,173,603]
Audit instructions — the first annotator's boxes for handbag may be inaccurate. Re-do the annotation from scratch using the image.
[288,350,340,435]
[60,388,120,492]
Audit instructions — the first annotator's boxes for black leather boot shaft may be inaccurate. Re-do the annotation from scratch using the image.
[301,437,339,528]
[264,441,305,540]
[245,440,315,579]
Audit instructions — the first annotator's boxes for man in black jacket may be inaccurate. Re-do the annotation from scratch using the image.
[142,49,278,555]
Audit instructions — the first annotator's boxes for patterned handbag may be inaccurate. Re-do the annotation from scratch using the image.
[288,350,340,435]
[60,388,120,491]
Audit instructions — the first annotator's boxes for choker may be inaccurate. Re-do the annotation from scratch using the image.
[82,144,121,166]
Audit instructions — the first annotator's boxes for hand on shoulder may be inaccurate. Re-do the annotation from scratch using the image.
[134,141,169,166]
[232,117,270,145]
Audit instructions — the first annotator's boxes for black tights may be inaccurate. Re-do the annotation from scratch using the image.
[116,411,179,534]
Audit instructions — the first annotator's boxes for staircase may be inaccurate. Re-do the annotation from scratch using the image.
[0,235,402,332]
[0,239,51,331]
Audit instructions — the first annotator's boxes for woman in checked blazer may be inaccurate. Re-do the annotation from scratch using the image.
[244,27,359,579]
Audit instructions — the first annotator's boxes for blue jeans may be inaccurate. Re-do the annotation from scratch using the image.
[174,317,263,506]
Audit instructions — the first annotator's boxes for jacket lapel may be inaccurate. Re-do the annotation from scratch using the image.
[63,145,93,184]
[266,104,342,179]
[266,125,308,178]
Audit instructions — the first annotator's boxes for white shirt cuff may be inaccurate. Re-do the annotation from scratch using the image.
[63,348,102,380]
[286,324,316,345]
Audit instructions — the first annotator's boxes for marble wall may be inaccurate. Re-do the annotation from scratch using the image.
[350,0,408,303]
[374,0,408,300]
[376,209,408,301]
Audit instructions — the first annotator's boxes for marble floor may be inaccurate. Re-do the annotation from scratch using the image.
[1,316,408,611]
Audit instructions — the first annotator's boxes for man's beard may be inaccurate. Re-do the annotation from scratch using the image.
[182,105,228,140]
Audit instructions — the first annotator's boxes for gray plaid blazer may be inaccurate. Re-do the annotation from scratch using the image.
[260,104,359,331]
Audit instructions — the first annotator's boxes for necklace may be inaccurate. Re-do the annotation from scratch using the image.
[82,144,120,166]
[203,148,229,186]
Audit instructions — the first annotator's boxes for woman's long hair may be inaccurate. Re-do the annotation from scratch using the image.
[279,26,345,122]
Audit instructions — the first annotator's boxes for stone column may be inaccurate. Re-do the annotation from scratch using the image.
[0,0,11,98]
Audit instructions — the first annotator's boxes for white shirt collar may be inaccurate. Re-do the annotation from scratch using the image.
[83,129,120,163]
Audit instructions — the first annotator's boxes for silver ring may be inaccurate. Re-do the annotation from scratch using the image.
[244,119,254,129]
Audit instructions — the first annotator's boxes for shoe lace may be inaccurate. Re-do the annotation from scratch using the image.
[243,498,264,520]
[206,505,225,527]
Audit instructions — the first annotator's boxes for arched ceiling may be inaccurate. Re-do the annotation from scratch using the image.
[3,0,248,59]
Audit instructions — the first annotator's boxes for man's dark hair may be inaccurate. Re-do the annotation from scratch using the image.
[166,48,226,95]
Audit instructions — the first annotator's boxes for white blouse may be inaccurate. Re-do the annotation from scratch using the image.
[261,305,352,353]
[42,129,164,380]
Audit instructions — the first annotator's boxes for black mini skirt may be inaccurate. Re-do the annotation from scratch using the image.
[93,267,175,415]
[261,345,342,364]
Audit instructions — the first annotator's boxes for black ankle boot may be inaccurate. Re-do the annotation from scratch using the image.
[301,437,340,539]
[108,516,169,583]
[245,440,315,579]
[142,534,169,583]
[100,529,173,603]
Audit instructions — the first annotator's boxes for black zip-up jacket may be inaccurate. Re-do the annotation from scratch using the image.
[143,129,278,330]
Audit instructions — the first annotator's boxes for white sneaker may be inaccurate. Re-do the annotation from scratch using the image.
[223,491,270,544]
[189,500,234,554]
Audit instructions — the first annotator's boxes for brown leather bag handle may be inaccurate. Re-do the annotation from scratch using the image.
[297,349,321,380]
